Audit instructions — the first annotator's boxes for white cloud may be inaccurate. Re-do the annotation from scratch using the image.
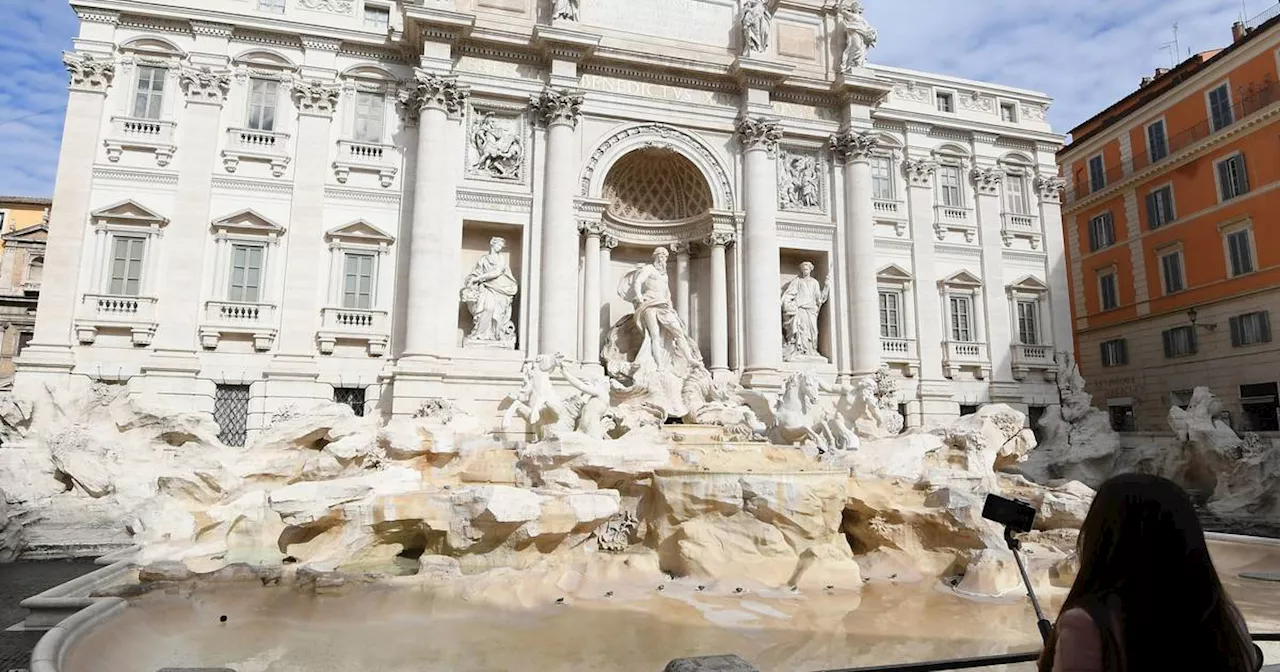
[0,1,1257,195]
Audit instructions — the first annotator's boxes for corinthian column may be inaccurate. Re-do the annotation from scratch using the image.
[400,71,469,359]
[672,241,692,326]
[831,129,881,375]
[532,88,585,359]
[579,220,604,369]
[705,231,735,375]
[736,116,784,383]
[24,53,116,371]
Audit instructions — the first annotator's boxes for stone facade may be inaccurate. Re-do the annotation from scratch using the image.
[21,0,1068,442]
[0,198,49,385]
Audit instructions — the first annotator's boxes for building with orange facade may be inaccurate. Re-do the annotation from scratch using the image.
[0,196,49,383]
[1057,11,1280,434]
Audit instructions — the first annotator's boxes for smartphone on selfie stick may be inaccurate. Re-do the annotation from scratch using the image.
[981,494,1054,643]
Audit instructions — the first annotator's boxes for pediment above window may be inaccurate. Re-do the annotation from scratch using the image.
[211,209,286,237]
[1,223,48,245]
[90,200,169,228]
[939,269,982,289]
[119,36,185,59]
[876,263,913,285]
[1007,274,1049,294]
[325,220,395,246]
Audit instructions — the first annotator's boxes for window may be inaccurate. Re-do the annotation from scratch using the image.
[1016,300,1039,345]
[1100,338,1128,367]
[16,331,32,357]
[334,387,367,417]
[1145,185,1175,229]
[878,291,902,338]
[228,244,265,303]
[1000,102,1017,123]
[342,252,375,309]
[1230,311,1272,347]
[26,256,43,287]
[364,5,390,31]
[214,384,251,447]
[959,404,979,417]
[353,91,386,144]
[1087,212,1114,251]
[1216,154,1249,201]
[133,66,166,120]
[247,79,280,132]
[870,156,894,200]
[258,0,285,12]
[1098,271,1118,311]
[949,295,973,342]
[1162,325,1197,358]
[936,92,954,113]
[939,165,963,207]
[1088,154,1106,193]
[1004,175,1029,215]
[108,235,146,296]
[1226,227,1255,277]
[1108,404,1136,432]
[1146,120,1168,162]
[1240,382,1279,432]
[1159,249,1184,295]
[1208,84,1234,132]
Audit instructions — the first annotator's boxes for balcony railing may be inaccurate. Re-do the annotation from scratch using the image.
[333,139,399,187]
[872,198,905,217]
[76,293,159,346]
[933,205,976,242]
[1067,79,1277,204]
[1000,212,1042,249]
[942,340,989,379]
[201,301,277,351]
[1012,343,1056,381]
[104,116,177,166]
[880,337,915,359]
[223,127,291,177]
[318,307,390,357]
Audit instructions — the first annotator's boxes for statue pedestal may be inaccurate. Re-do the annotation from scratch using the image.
[463,337,515,350]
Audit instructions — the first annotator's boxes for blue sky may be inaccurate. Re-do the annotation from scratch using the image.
[0,0,1257,198]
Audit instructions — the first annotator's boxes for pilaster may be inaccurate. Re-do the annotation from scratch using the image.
[532,87,585,360]
[831,129,881,376]
[902,155,946,383]
[1035,175,1074,353]
[736,115,784,386]
[972,165,1014,383]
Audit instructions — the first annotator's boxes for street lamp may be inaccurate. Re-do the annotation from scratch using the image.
[1187,308,1217,332]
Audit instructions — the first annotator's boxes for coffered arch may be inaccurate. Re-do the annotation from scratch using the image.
[579,123,734,212]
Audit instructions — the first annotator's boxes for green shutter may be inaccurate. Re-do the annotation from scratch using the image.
[1230,316,1242,347]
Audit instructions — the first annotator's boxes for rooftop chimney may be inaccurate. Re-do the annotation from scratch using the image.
[1232,21,1249,42]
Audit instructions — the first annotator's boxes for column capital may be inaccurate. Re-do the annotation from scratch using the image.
[578,220,605,238]
[600,233,620,250]
[1035,174,1066,204]
[829,129,878,164]
[736,116,782,155]
[704,231,737,248]
[902,158,938,188]
[399,70,470,123]
[531,87,584,127]
[671,240,694,255]
[63,52,115,94]
[179,66,232,105]
[292,78,342,118]
[970,166,1004,196]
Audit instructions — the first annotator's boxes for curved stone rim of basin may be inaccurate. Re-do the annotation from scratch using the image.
[653,468,850,477]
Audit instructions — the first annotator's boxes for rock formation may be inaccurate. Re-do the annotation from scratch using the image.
[1014,351,1121,488]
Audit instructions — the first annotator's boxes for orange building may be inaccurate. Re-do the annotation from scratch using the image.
[1057,12,1280,434]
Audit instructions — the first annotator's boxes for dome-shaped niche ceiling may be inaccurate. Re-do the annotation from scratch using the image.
[602,148,714,223]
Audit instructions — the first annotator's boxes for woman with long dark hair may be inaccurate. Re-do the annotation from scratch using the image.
[1038,473,1263,672]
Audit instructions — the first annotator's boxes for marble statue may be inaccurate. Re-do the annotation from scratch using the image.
[820,372,900,449]
[470,113,523,180]
[740,0,770,55]
[837,0,878,72]
[780,262,830,361]
[560,364,619,439]
[552,0,579,20]
[740,371,836,451]
[779,154,820,210]
[501,354,571,439]
[461,237,518,348]
[620,247,699,372]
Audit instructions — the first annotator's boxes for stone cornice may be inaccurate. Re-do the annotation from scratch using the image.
[190,20,234,38]
[75,7,119,24]
[301,35,343,52]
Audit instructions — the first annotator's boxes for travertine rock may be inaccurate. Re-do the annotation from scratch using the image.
[1015,353,1121,488]
[0,490,27,562]
[249,403,356,451]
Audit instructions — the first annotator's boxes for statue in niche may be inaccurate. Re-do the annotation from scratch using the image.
[552,0,579,20]
[779,154,820,210]
[620,247,700,372]
[740,0,771,55]
[460,236,518,348]
[837,0,878,72]
[780,261,830,361]
[470,113,523,180]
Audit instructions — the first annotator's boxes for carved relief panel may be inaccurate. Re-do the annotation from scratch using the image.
[776,148,826,215]
[465,104,528,184]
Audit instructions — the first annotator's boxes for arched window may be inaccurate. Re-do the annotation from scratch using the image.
[25,256,43,287]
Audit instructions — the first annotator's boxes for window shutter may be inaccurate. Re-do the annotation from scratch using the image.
[1188,329,1198,354]
[1217,161,1230,197]
[1088,220,1098,251]
[1162,330,1174,358]
[1120,339,1128,365]
[1100,342,1109,365]
[1230,316,1242,347]
[1262,312,1273,343]
[1145,192,1157,228]
[1236,155,1249,193]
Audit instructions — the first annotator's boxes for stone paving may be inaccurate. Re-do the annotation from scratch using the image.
[0,560,97,672]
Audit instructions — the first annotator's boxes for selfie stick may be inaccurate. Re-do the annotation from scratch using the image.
[1004,527,1054,643]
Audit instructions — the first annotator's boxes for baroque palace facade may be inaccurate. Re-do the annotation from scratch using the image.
[21,0,1071,443]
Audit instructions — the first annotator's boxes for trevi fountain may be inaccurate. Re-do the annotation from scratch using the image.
[6,0,1280,669]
